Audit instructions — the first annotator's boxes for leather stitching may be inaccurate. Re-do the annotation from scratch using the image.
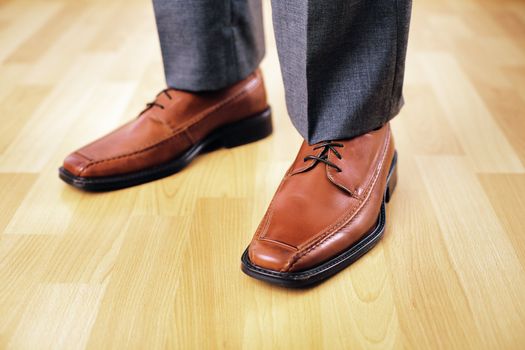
[74,151,93,162]
[326,167,354,195]
[259,237,298,251]
[78,133,188,175]
[285,130,391,271]
[256,207,273,240]
[183,128,196,145]
[283,127,391,272]
[328,134,381,199]
[326,130,384,197]
[78,75,261,175]
[256,167,293,240]
[243,203,386,279]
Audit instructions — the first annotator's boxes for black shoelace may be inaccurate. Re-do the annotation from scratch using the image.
[303,141,344,172]
[139,88,173,116]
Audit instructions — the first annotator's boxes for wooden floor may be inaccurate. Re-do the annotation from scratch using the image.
[1,0,525,348]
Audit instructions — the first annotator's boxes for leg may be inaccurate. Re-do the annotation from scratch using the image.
[152,0,265,91]
[271,0,412,143]
[242,0,412,287]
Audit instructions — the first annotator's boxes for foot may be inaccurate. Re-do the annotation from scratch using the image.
[241,123,397,287]
[60,69,271,191]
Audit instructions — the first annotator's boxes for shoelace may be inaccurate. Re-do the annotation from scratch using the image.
[303,141,344,172]
[138,88,173,116]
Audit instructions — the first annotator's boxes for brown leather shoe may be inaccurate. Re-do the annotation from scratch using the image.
[241,123,397,287]
[59,69,271,191]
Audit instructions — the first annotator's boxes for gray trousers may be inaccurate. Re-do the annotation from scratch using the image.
[152,0,412,144]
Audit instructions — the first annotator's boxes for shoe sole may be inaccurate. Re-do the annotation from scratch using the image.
[240,151,398,288]
[59,108,272,192]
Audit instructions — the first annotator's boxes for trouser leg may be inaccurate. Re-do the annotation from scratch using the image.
[271,0,412,144]
[152,0,265,91]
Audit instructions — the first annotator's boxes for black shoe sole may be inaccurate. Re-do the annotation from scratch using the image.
[59,108,273,192]
[240,151,398,288]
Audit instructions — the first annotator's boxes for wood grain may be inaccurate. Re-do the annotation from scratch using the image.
[1,0,524,349]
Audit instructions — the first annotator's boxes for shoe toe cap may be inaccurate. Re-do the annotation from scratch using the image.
[62,152,92,176]
[248,239,297,272]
